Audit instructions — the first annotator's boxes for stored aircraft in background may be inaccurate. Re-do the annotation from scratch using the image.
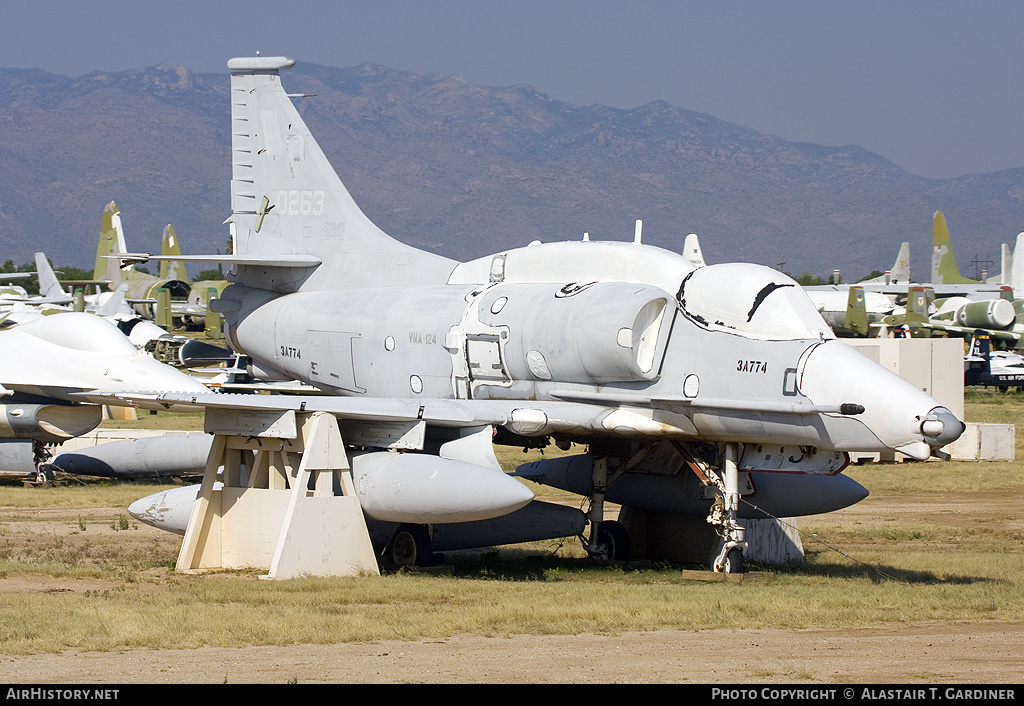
[964,330,1024,390]
[0,311,209,479]
[794,242,910,337]
[806,213,1024,338]
[4,253,231,368]
[89,202,192,313]
[121,56,965,573]
[83,202,226,328]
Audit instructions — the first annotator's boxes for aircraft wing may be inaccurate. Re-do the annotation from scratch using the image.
[911,321,1021,344]
[91,390,614,431]
[0,294,73,305]
[807,283,1011,299]
[96,387,866,443]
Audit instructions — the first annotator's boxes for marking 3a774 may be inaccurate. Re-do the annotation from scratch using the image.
[737,360,767,373]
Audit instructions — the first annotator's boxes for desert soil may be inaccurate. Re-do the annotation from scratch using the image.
[0,484,1022,684]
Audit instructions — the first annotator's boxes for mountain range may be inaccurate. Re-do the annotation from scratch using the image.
[0,61,1021,282]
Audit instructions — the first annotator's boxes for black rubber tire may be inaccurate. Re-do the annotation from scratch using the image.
[386,524,433,568]
[723,546,745,574]
[595,520,631,562]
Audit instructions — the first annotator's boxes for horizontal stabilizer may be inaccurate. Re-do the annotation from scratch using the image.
[109,253,322,268]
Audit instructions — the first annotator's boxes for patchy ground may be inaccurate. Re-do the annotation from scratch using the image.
[2,621,1022,684]
[0,482,1022,684]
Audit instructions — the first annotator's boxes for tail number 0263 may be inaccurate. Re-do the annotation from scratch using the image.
[277,190,325,216]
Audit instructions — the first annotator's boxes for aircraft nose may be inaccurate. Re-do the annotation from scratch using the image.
[798,340,966,458]
[920,406,966,448]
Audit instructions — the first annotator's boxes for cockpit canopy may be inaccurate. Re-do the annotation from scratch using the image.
[678,263,834,341]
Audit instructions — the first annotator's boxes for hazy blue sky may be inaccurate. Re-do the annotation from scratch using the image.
[3,0,1022,179]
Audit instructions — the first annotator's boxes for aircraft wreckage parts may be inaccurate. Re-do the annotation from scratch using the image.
[0,403,102,444]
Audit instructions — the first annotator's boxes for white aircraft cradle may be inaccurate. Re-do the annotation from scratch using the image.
[176,409,380,579]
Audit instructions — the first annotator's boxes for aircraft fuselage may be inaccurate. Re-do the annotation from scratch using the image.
[224,241,960,460]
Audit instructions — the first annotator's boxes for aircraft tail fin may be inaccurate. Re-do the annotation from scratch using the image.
[159,225,189,283]
[226,56,455,291]
[1011,233,1024,293]
[97,284,133,318]
[968,329,992,360]
[844,286,869,336]
[1000,242,1012,285]
[889,242,910,284]
[965,329,992,386]
[906,286,935,338]
[94,201,126,285]
[34,253,64,299]
[931,211,980,285]
[683,233,706,268]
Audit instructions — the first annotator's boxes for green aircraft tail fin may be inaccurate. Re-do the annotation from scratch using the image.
[94,201,125,284]
[906,286,935,337]
[844,286,869,337]
[159,225,189,283]
[95,201,157,288]
[931,211,980,285]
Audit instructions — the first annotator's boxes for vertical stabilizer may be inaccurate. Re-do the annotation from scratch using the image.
[844,286,869,337]
[226,56,456,291]
[999,242,1012,285]
[969,330,991,360]
[889,242,910,285]
[906,286,935,337]
[94,201,125,284]
[1011,233,1024,294]
[682,234,706,268]
[159,225,189,283]
[931,211,979,285]
[34,253,64,299]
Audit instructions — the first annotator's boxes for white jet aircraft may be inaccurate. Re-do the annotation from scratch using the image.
[120,57,964,573]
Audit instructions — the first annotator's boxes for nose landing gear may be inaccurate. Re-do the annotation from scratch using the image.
[708,443,746,574]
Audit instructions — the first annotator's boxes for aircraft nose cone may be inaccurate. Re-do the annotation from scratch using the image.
[921,406,966,448]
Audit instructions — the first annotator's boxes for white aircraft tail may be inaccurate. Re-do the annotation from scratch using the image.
[1011,233,1024,293]
[97,284,134,318]
[999,242,1012,285]
[682,233,706,268]
[33,252,64,299]
[226,57,456,291]
[888,242,910,284]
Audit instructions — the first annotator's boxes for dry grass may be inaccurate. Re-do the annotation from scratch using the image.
[0,545,1019,654]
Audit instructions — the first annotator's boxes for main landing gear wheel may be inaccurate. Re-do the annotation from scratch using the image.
[590,520,631,562]
[34,464,57,484]
[385,524,433,568]
[722,547,745,574]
